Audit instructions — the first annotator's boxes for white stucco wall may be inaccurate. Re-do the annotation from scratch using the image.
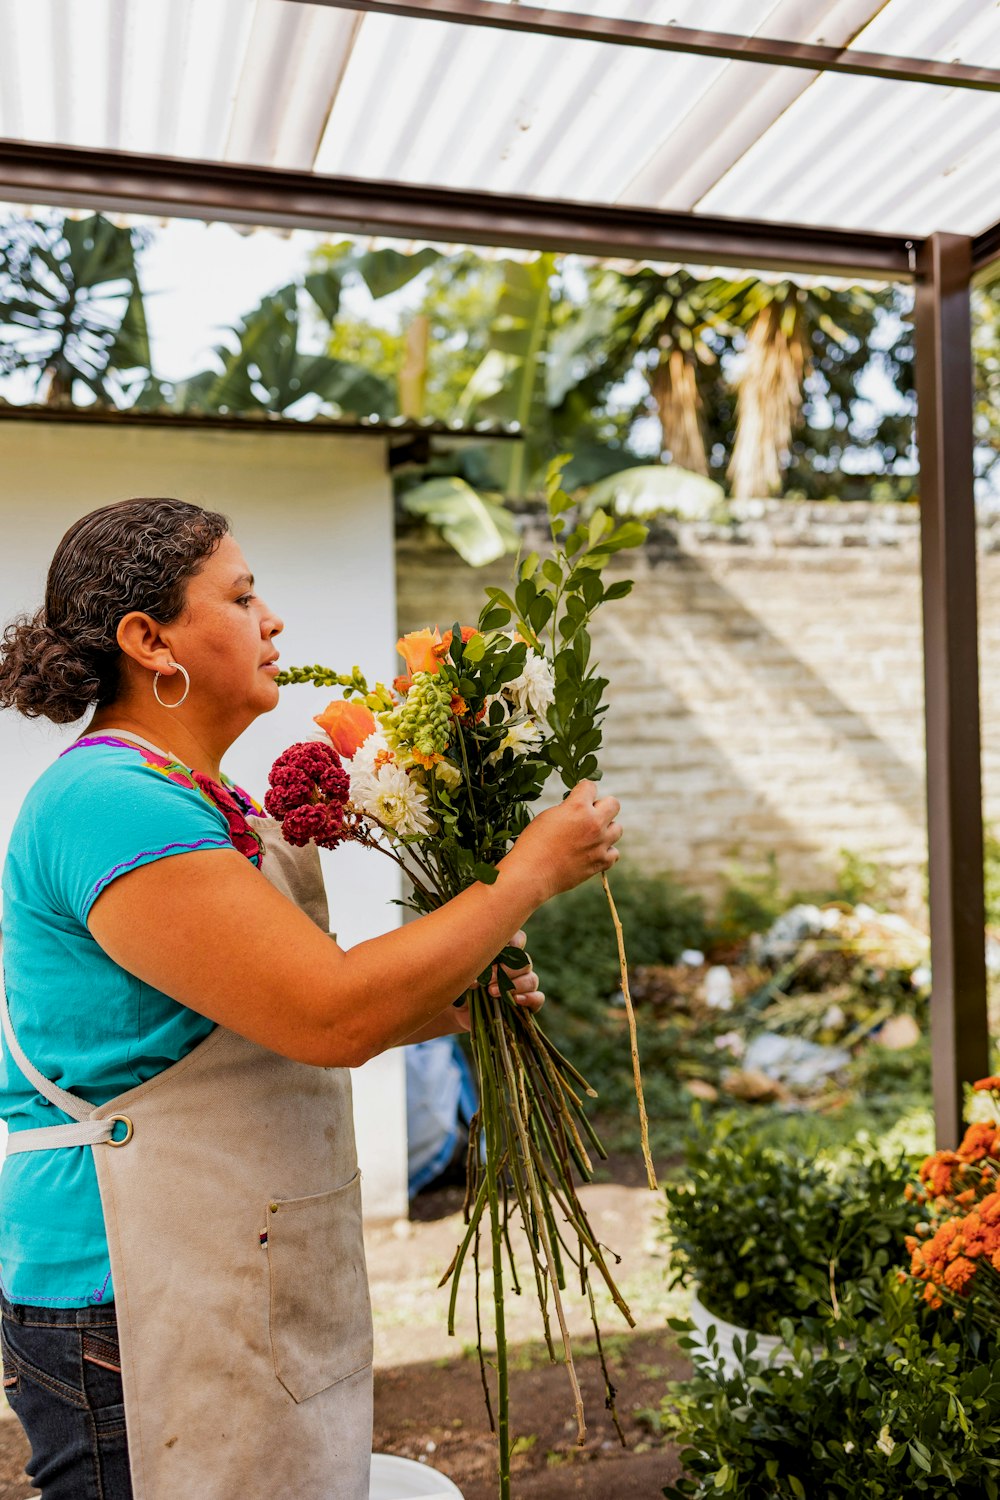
[0,417,407,1220]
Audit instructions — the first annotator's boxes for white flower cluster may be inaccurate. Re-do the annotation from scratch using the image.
[345,732,435,838]
[507,648,555,720]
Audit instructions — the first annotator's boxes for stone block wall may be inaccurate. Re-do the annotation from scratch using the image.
[396,500,1000,902]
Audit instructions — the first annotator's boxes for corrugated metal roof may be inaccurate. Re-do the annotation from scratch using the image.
[0,0,998,239]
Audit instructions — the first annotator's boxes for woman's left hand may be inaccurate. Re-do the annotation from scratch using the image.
[489,929,544,1012]
[451,930,543,1033]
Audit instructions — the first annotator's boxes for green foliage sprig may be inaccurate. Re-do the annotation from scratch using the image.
[476,455,647,789]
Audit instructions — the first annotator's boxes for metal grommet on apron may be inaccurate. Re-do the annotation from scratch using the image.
[0,731,374,1500]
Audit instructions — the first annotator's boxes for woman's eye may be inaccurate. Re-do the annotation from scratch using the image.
[236,593,255,608]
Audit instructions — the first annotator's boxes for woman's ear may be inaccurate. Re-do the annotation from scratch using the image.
[115,611,175,674]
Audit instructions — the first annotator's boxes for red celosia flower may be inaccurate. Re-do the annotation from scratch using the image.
[265,742,350,850]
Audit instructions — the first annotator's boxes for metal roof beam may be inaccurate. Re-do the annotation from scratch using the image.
[0,140,917,280]
[291,1,1000,93]
[972,216,1000,278]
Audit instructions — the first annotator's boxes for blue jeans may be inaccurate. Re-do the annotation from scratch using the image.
[0,1293,132,1499]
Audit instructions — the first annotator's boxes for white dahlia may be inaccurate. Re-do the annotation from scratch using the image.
[350,761,435,838]
[508,650,555,720]
[488,717,544,764]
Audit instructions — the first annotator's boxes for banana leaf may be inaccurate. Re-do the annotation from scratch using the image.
[401,475,519,566]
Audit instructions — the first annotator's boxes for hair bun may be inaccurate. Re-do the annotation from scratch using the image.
[0,610,103,724]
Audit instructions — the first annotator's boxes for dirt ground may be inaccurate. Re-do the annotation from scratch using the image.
[0,1159,686,1498]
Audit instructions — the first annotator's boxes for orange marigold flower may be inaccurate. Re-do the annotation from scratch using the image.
[411,750,444,769]
[959,1121,998,1163]
[956,1189,978,1205]
[919,1150,963,1198]
[943,1257,977,1294]
[449,694,468,717]
[973,1076,1000,1092]
[992,1250,1000,1275]
[372,750,395,774]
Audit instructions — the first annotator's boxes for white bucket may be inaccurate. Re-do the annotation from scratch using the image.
[369,1453,464,1500]
[688,1288,794,1380]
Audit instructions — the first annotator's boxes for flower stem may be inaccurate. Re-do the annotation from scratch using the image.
[601,872,657,1191]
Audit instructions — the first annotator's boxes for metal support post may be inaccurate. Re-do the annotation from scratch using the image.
[914,232,990,1146]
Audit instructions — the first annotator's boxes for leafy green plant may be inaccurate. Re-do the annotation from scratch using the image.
[662,1113,910,1335]
[662,1278,1000,1498]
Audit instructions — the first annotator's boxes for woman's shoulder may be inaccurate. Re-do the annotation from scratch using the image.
[8,737,246,925]
[19,736,230,830]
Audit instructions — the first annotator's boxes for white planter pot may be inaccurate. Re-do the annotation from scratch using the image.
[370,1453,464,1499]
[688,1288,796,1380]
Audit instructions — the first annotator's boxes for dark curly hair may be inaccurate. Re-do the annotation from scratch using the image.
[0,498,230,724]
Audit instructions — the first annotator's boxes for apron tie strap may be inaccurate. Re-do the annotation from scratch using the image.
[5,1118,122,1155]
[0,960,116,1155]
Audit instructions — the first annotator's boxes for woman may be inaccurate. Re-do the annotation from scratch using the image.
[0,497,621,1499]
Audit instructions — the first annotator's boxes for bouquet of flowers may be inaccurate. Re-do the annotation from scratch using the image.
[267,461,653,1495]
[903,1078,1000,1324]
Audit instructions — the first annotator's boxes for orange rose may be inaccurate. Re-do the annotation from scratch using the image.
[314,700,377,759]
[396,625,478,678]
[397,627,447,677]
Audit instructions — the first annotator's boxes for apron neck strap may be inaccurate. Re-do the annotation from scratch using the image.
[84,728,174,761]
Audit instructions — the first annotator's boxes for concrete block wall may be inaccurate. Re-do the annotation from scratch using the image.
[396,499,1000,903]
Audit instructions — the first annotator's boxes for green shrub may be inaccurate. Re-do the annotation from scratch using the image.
[662,1113,910,1335]
[662,1278,1000,1498]
[525,862,707,1010]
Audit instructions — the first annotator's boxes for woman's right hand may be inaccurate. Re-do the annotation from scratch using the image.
[506,780,622,902]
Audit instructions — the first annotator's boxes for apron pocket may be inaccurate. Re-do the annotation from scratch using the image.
[266,1169,373,1403]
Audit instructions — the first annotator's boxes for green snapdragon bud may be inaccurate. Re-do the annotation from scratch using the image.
[395,671,452,758]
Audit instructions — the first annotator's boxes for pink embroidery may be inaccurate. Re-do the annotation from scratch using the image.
[64,737,265,869]
[93,838,232,897]
[89,1269,112,1304]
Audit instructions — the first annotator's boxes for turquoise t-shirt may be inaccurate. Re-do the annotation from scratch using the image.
[0,735,263,1309]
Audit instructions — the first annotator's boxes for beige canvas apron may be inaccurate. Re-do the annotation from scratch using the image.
[1,732,374,1499]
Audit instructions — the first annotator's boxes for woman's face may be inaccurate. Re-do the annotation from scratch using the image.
[163,533,285,725]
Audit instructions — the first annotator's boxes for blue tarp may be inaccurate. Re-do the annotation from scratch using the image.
[405,1036,479,1197]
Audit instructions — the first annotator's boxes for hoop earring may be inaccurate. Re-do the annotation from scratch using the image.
[153,661,190,709]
